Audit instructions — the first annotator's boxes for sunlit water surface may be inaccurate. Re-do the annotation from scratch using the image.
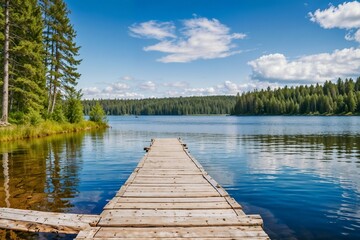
[0,116,359,239]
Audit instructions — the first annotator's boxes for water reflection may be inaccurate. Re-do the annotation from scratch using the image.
[0,131,104,239]
[189,134,360,240]
[0,116,359,240]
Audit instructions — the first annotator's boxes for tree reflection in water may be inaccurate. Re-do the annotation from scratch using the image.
[0,131,105,239]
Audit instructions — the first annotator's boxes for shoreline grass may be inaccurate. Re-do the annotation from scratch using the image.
[0,120,108,142]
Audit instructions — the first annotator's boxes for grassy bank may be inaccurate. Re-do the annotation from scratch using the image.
[0,120,108,142]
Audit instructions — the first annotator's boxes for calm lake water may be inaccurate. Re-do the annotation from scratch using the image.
[0,116,359,239]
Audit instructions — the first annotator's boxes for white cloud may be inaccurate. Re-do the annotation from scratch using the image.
[82,82,137,99]
[139,81,156,91]
[83,87,101,96]
[130,17,246,63]
[248,48,360,82]
[181,80,279,96]
[345,29,360,42]
[185,87,216,95]
[82,79,280,99]
[309,1,360,42]
[104,83,130,93]
[101,92,144,99]
[223,80,241,93]
[82,87,143,100]
[121,75,134,81]
[129,20,176,40]
[163,81,189,88]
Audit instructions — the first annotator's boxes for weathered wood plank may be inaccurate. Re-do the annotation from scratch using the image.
[106,201,233,209]
[77,238,269,240]
[92,226,269,238]
[76,227,100,238]
[132,177,208,184]
[137,170,203,175]
[108,196,227,203]
[125,185,217,192]
[122,191,221,197]
[0,208,99,234]
[97,215,263,227]
[128,183,211,188]
[141,165,197,170]
[100,209,238,217]
[131,180,209,184]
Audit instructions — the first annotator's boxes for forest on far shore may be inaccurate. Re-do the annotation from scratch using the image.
[232,78,360,115]
[84,78,360,116]
[83,96,236,115]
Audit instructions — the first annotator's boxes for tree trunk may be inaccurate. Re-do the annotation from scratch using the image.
[1,0,10,124]
[50,45,59,114]
[47,37,55,114]
[50,89,57,114]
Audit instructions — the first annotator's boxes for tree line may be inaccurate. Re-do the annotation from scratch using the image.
[83,96,237,115]
[0,0,84,125]
[232,78,360,115]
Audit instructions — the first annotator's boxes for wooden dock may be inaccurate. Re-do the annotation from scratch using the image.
[0,138,269,239]
[76,138,269,239]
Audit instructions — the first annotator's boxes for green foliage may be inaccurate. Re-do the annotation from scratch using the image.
[26,108,43,126]
[51,104,67,123]
[232,78,360,115]
[83,96,237,115]
[0,0,84,129]
[9,111,27,125]
[8,108,43,126]
[65,90,84,123]
[3,0,46,116]
[89,102,107,123]
[0,120,104,142]
[41,0,82,114]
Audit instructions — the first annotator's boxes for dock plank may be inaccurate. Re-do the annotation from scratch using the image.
[0,208,99,234]
[91,226,269,238]
[97,215,263,227]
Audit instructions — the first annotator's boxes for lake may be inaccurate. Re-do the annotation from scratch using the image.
[0,116,359,239]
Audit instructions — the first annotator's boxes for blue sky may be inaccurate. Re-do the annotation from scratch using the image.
[65,0,360,99]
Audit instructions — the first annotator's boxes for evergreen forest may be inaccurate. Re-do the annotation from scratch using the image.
[83,96,236,115]
[0,0,84,125]
[232,78,360,115]
[83,78,360,116]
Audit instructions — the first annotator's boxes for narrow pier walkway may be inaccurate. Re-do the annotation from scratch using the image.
[76,138,269,239]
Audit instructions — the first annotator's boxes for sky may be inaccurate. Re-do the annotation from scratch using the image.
[64,0,360,99]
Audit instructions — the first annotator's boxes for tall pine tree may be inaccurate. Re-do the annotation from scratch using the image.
[9,0,46,115]
[40,0,81,115]
[0,0,45,124]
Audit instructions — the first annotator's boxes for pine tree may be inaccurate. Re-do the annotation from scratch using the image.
[40,0,81,115]
[347,91,357,113]
[0,0,46,124]
[89,102,107,123]
[9,0,46,115]
[65,89,83,123]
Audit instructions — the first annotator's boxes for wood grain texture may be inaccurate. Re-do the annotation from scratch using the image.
[0,208,99,234]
